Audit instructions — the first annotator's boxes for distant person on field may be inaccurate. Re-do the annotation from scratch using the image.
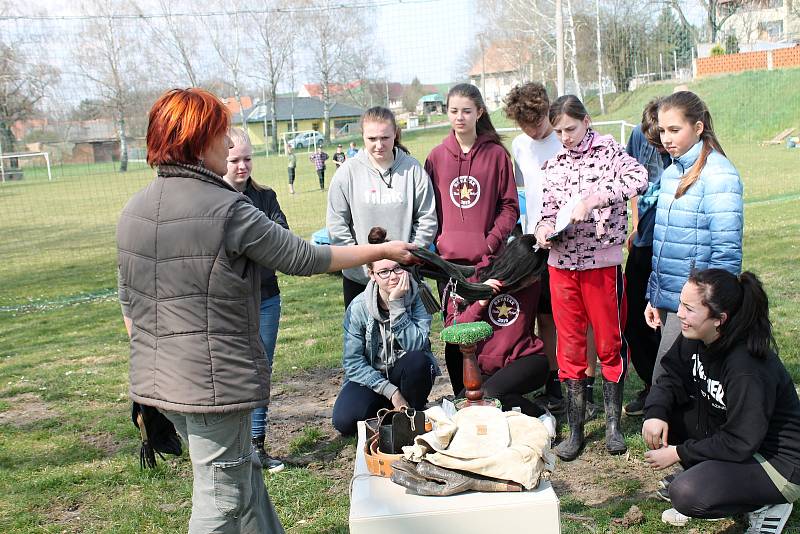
[287,145,297,194]
[333,144,346,168]
[347,141,359,158]
[309,145,328,190]
[645,91,743,385]
[620,98,671,417]
[223,127,288,474]
[331,226,437,437]
[117,87,417,533]
[534,95,647,461]
[643,270,800,533]
[327,106,437,309]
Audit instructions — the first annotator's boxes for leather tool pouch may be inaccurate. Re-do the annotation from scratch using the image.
[378,407,426,454]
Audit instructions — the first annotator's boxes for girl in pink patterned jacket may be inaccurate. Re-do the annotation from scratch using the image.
[534,95,647,462]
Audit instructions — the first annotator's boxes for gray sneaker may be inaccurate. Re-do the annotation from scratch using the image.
[261,455,285,474]
[252,437,285,474]
[659,473,677,490]
[623,388,649,416]
[655,486,671,502]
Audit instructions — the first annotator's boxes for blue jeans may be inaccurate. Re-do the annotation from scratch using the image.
[252,295,281,439]
[163,410,285,533]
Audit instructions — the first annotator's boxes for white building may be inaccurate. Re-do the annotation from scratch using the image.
[720,0,800,45]
[468,42,532,111]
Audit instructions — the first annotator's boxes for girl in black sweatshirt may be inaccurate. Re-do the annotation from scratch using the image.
[643,269,800,531]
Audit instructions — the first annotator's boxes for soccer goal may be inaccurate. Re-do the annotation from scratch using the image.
[0,152,52,183]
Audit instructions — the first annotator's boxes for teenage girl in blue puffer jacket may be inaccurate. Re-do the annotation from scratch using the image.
[645,91,743,383]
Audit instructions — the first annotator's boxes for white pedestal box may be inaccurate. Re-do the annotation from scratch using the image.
[349,420,561,534]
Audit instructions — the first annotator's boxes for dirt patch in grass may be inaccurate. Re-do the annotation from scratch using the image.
[267,367,452,483]
[0,392,59,427]
[50,502,82,533]
[79,432,124,456]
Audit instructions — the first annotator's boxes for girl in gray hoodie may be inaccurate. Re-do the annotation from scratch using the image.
[327,107,437,309]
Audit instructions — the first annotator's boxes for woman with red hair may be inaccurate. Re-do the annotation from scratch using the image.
[117,88,416,533]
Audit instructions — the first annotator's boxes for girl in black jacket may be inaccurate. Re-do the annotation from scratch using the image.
[642,269,800,531]
[224,127,289,474]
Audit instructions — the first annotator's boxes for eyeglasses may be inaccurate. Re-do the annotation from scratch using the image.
[373,266,404,279]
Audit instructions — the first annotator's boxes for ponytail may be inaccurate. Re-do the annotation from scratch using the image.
[659,91,726,199]
[446,83,509,157]
[688,269,777,359]
[736,272,776,359]
[360,106,410,155]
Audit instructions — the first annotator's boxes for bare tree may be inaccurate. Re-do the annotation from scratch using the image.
[341,40,387,110]
[301,1,368,142]
[594,0,605,113]
[74,0,144,172]
[135,0,201,86]
[247,1,294,152]
[565,0,583,99]
[483,0,557,86]
[662,0,736,43]
[204,0,248,117]
[0,42,59,159]
[600,0,650,92]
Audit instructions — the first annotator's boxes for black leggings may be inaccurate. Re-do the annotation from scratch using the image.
[666,403,788,518]
[331,350,435,436]
[624,245,661,387]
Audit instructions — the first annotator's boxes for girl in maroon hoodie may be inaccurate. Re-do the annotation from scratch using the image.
[425,83,519,265]
[425,84,520,393]
[444,235,549,417]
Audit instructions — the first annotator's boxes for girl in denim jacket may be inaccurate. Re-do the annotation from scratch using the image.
[534,95,647,461]
[331,227,437,436]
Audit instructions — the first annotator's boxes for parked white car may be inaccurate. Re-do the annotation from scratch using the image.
[289,131,325,149]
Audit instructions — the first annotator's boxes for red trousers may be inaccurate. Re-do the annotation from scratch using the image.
[549,265,629,383]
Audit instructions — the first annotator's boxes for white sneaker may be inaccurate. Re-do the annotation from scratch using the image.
[746,502,793,534]
[661,508,691,527]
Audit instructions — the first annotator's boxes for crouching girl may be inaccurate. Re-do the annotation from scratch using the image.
[332,227,437,436]
[644,270,800,532]
[444,235,551,417]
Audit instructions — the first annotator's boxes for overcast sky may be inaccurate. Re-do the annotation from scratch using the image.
[8,0,477,87]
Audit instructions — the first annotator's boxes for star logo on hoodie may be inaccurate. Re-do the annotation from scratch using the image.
[449,176,480,208]
[488,294,519,327]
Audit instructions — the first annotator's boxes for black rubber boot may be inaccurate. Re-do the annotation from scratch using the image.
[554,378,586,461]
[603,378,627,455]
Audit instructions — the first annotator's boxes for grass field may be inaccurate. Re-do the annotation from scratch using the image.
[2,72,800,532]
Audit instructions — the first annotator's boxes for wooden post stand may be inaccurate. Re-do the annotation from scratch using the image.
[461,344,484,402]
[441,322,494,407]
